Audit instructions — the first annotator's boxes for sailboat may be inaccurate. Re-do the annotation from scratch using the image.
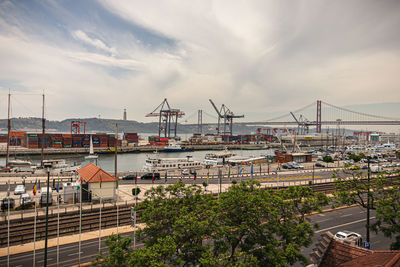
[85,135,98,160]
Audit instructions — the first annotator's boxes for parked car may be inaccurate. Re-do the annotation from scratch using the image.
[334,231,361,241]
[0,167,11,172]
[315,163,325,168]
[14,184,26,195]
[334,231,362,246]
[122,174,136,180]
[181,169,189,175]
[1,198,15,211]
[19,193,32,206]
[141,173,160,180]
[281,163,290,169]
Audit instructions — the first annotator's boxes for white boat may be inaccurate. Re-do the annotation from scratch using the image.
[85,135,98,160]
[142,155,203,172]
[37,159,81,174]
[374,143,396,152]
[8,159,33,167]
[204,148,235,166]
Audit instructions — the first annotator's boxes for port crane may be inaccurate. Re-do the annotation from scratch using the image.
[290,112,312,135]
[209,99,244,136]
[146,98,185,138]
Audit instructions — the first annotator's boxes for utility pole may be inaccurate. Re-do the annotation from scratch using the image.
[6,92,10,167]
[41,94,45,167]
[366,157,371,244]
[44,166,50,267]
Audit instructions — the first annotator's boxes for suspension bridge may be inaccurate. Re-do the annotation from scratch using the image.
[182,100,400,133]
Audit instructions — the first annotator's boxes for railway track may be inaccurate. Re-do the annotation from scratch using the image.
[0,176,398,247]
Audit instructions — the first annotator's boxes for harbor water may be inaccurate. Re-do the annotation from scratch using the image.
[0,148,274,173]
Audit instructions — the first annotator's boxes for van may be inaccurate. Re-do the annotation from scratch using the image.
[141,173,160,180]
[370,165,383,173]
[40,187,53,206]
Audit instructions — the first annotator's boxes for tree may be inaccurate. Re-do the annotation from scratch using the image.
[371,181,400,249]
[211,181,328,266]
[332,168,400,249]
[348,153,365,163]
[131,187,141,197]
[96,181,329,266]
[322,155,333,163]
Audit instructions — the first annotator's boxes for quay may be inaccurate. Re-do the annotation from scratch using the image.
[0,143,283,156]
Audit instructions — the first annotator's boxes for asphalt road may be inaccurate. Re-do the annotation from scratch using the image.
[0,205,394,267]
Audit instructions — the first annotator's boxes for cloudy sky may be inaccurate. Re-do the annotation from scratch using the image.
[0,0,399,125]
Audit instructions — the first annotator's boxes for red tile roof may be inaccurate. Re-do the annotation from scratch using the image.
[320,239,400,267]
[77,163,118,183]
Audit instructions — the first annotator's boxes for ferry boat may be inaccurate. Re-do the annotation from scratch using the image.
[37,159,81,174]
[204,148,235,166]
[163,143,194,152]
[374,143,396,152]
[142,155,202,172]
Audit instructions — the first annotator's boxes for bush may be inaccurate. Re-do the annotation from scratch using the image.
[132,187,141,196]
[322,155,334,163]
[231,180,237,184]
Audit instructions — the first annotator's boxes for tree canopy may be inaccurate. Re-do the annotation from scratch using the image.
[332,168,400,249]
[93,181,329,266]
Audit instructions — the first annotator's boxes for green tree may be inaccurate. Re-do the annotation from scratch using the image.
[332,168,400,249]
[211,181,328,266]
[136,181,216,266]
[371,181,400,249]
[131,187,141,197]
[322,155,333,163]
[96,181,329,266]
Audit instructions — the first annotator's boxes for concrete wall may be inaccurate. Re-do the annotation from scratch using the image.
[89,182,116,201]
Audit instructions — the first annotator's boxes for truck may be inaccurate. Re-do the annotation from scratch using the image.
[370,165,383,173]
[40,187,53,206]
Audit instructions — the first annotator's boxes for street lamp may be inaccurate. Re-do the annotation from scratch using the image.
[43,162,52,267]
[366,156,371,244]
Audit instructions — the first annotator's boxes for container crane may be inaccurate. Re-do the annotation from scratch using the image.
[209,99,244,135]
[146,99,185,138]
[290,112,312,135]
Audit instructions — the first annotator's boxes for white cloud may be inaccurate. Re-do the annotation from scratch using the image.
[71,30,117,56]
[0,0,399,130]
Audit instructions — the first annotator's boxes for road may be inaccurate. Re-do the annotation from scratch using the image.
[0,205,394,267]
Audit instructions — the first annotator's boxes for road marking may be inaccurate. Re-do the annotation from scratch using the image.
[68,251,83,256]
[316,216,376,233]
[340,214,353,218]
[38,258,53,263]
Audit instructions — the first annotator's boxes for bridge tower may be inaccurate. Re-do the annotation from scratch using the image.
[316,100,322,133]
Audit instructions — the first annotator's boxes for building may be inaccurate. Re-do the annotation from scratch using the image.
[276,153,312,163]
[76,163,118,201]
[309,231,400,266]
[123,109,127,121]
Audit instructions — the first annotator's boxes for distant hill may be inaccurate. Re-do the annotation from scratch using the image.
[0,117,262,135]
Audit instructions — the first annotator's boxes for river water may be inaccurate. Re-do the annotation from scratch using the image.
[0,148,275,173]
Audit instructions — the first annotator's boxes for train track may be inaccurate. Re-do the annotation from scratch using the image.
[0,176,398,247]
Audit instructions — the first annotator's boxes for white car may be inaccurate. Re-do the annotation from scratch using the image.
[14,184,26,195]
[334,231,361,241]
[20,193,32,205]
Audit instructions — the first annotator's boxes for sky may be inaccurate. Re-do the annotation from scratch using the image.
[0,0,399,127]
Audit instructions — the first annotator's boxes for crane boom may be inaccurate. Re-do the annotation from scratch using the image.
[209,99,222,117]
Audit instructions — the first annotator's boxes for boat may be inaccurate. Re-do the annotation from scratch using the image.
[374,142,396,152]
[8,159,33,167]
[37,159,81,174]
[163,143,194,152]
[142,155,202,172]
[85,135,98,160]
[227,155,267,165]
[204,148,235,166]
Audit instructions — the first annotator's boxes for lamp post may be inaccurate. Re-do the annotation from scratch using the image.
[43,163,52,267]
[366,157,371,244]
